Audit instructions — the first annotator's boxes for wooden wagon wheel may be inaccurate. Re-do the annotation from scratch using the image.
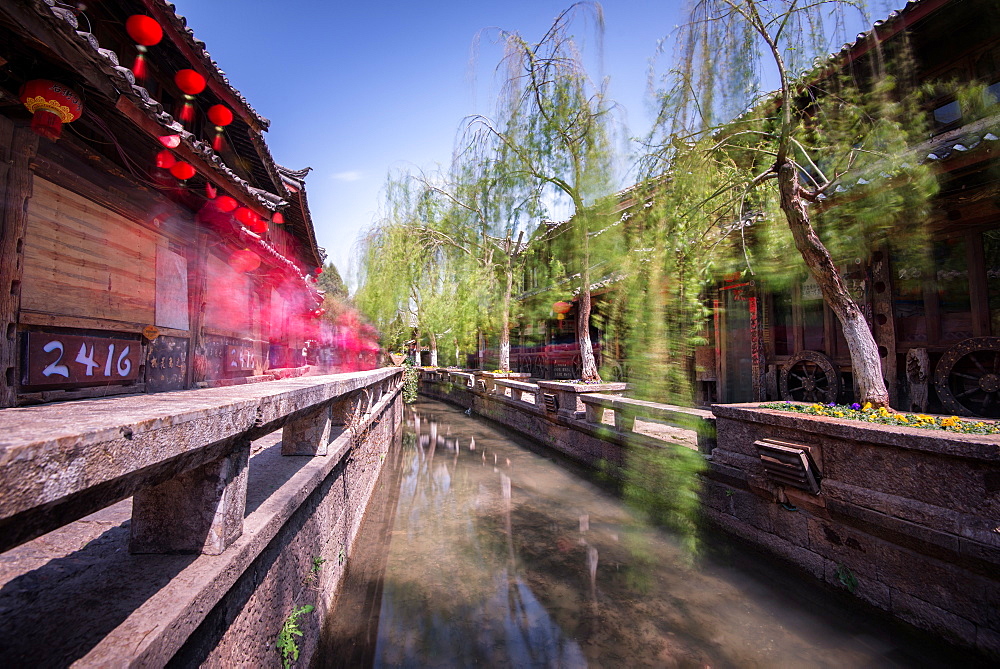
[780,350,841,404]
[933,337,1000,418]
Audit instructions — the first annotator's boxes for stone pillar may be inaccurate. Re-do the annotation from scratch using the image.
[130,441,250,555]
[282,402,332,456]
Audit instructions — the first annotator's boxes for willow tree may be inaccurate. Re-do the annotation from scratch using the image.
[412,129,550,372]
[355,175,485,366]
[469,3,619,381]
[645,0,936,407]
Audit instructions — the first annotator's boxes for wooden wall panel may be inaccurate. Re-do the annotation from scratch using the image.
[203,254,252,338]
[22,178,156,325]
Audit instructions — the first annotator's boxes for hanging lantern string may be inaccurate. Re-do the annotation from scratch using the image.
[174,69,206,127]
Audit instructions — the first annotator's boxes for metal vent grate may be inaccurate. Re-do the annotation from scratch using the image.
[754,438,822,495]
[543,393,558,413]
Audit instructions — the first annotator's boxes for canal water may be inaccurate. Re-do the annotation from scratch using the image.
[317,398,984,668]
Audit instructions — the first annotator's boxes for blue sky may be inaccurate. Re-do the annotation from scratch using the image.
[169,1,895,282]
[168,1,688,281]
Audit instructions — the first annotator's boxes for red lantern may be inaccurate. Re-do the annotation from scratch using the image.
[174,69,206,125]
[206,104,233,127]
[214,195,238,212]
[155,150,176,169]
[19,80,83,140]
[170,161,195,180]
[228,249,261,273]
[553,301,572,314]
[205,183,217,199]
[272,212,285,225]
[174,69,206,95]
[125,15,162,81]
[235,207,267,234]
[315,267,323,275]
[206,104,232,151]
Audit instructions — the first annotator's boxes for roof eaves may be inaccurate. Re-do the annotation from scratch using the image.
[36,0,286,212]
[155,1,270,130]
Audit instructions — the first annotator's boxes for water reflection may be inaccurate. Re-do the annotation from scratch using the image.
[324,399,984,668]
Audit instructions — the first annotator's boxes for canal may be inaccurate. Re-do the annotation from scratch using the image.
[317,398,984,668]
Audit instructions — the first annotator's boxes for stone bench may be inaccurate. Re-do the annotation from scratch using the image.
[493,378,539,404]
[580,393,717,453]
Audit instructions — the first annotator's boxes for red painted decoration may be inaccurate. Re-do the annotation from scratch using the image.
[18,80,83,140]
[125,15,163,46]
[272,212,285,225]
[214,195,238,212]
[228,249,261,273]
[125,15,162,81]
[170,161,196,180]
[155,150,177,169]
[174,69,206,95]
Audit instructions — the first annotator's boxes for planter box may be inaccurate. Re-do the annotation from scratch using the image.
[535,380,628,418]
[710,403,1000,655]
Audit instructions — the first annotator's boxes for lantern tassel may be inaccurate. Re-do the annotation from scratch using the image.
[212,131,225,152]
[132,53,148,81]
[178,100,194,124]
[30,109,63,140]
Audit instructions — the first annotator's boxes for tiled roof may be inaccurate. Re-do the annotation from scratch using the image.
[157,1,270,130]
[37,0,286,212]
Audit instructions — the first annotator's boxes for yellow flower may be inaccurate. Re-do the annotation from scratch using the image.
[897,415,908,422]
[811,404,823,410]
[863,402,873,411]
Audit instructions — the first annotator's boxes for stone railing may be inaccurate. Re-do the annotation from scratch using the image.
[0,368,403,666]
[420,371,710,457]
[0,367,402,556]
[580,393,716,453]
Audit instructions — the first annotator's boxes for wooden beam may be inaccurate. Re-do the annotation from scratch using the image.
[0,119,39,407]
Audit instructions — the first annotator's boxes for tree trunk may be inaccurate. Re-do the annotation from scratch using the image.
[429,331,438,367]
[499,269,512,371]
[577,211,600,382]
[413,327,422,367]
[778,163,889,408]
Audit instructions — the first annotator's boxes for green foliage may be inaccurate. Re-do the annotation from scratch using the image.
[835,563,858,593]
[621,444,706,554]
[402,361,419,404]
[316,263,347,299]
[276,604,314,668]
[310,556,326,574]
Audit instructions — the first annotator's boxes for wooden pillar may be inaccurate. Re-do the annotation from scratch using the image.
[870,247,898,407]
[186,230,209,386]
[130,440,250,555]
[0,120,39,408]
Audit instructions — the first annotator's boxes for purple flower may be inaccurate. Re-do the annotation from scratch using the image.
[827,402,836,407]
[850,403,862,410]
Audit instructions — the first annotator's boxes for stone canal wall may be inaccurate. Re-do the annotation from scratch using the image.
[0,368,403,666]
[420,371,1000,659]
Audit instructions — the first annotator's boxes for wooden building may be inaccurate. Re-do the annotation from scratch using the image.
[0,0,325,407]
[512,0,1000,417]
[714,0,1000,417]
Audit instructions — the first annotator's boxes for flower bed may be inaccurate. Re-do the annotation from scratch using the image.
[759,401,1000,435]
